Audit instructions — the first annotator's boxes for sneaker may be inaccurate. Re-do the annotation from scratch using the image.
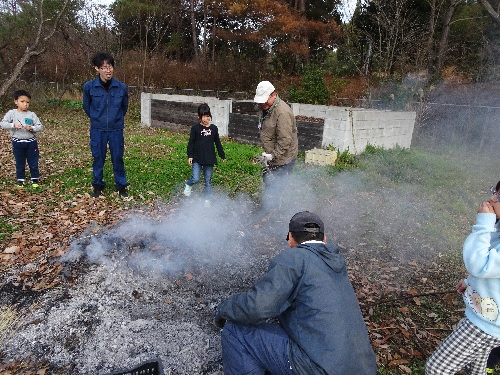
[118,187,128,197]
[17,181,24,188]
[486,368,494,374]
[92,186,104,198]
[31,183,39,188]
[183,184,192,197]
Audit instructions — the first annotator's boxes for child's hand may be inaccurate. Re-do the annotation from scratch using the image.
[13,122,23,129]
[188,157,193,165]
[455,279,467,294]
[24,125,33,131]
[478,200,495,214]
[221,159,226,163]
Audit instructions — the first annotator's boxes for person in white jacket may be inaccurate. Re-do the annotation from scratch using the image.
[455,278,500,374]
[0,90,43,187]
[426,183,500,374]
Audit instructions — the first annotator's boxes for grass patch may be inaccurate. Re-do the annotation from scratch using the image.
[0,219,15,242]
[12,105,265,201]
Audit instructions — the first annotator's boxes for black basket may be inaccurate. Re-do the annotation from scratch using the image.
[105,359,164,375]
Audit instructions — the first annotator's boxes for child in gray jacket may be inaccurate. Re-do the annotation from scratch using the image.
[0,90,43,187]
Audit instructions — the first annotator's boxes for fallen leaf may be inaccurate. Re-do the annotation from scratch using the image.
[399,306,410,314]
[4,246,20,254]
[398,364,412,374]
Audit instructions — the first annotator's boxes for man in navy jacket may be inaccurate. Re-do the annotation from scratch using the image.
[83,52,129,197]
[215,211,377,374]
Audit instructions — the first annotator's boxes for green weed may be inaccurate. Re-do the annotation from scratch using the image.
[44,99,83,109]
[289,64,330,105]
[0,220,15,241]
[43,126,263,200]
[324,145,359,172]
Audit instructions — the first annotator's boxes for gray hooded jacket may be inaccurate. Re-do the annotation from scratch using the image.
[217,241,376,375]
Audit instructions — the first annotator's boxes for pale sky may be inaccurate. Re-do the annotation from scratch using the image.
[341,0,357,22]
[94,0,357,21]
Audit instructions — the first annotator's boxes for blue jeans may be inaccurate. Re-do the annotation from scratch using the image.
[221,321,295,375]
[187,163,213,197]
[12,140,39,181]
[90,129,127,189]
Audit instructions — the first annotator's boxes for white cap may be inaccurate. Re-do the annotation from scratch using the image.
[254,81,275,103]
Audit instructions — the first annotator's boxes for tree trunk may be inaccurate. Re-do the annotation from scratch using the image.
[190,0,198,56]
[425,0,437,73]
[0,0,70,98]
[436,0,459,74]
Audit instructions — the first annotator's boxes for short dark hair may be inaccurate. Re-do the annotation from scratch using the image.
[197,103,212,118]
[290,223,324,244]
[496,180,500,192]
[92,52,115,68]
[13,90,31,100]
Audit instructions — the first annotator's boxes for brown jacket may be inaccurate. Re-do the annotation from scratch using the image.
[259,98,298,167]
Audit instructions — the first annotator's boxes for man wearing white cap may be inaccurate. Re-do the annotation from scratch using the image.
[254,81,298,183]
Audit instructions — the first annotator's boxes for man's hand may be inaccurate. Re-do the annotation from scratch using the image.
[262,152,273,162]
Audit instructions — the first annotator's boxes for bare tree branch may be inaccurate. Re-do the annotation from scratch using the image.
[0,0,71,97]
[477,0,500,24]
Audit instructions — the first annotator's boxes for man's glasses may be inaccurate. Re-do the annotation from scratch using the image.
[99,65,113,71]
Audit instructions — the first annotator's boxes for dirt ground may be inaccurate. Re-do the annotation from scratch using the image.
[1,161,478,374]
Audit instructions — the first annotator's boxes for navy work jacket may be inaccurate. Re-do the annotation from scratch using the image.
[82,77,128,131]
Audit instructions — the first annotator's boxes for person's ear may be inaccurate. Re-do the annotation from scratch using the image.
[288,232,298,248]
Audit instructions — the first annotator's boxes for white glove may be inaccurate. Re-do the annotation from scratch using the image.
[262,152,273,161]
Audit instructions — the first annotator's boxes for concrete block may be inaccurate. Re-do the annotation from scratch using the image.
[305,148,338,166]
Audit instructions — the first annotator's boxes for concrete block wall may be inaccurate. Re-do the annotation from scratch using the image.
[346,110,416,154]
[141,93,416,154]
[291,103,351,119]
[291,103,416,154]
[141,93,232,136]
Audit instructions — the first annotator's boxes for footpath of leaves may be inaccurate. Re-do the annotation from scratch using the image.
[0,105,466,374]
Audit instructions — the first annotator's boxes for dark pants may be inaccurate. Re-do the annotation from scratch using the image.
[12,140,39,182]
[263,160,295,186]
[221,321,295,375]
[487,346,500,368]
[90,129,127,190]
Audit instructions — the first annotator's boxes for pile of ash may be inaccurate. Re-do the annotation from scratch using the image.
[2,196,290,374]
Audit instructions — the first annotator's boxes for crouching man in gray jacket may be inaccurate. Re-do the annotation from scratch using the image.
[214,211,376,375]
